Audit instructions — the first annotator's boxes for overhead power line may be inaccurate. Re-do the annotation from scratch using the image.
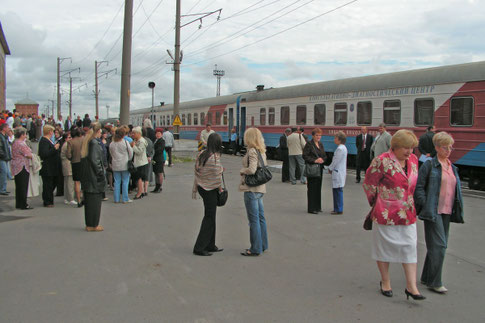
[185,0,359,66]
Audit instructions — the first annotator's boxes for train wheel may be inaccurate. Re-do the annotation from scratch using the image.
[469,177,481,190]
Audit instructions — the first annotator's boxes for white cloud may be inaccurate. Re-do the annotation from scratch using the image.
[1,0,485,117]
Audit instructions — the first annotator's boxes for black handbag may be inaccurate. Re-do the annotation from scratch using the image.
[304,142,322,178]
[217,173,228,207]
[245,150,272,187]
[363,208,374,230]
[125,141,136,174]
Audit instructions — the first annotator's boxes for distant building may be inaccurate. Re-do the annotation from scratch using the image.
[0,21,10,112]
[15,97,39,116]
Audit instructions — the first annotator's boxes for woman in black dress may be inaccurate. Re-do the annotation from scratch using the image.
[302,128,326,214]
[151,128,165,193]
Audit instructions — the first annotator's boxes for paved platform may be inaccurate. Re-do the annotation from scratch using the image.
[0,153,484,322]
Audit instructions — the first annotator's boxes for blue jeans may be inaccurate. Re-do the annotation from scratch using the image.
[0,160,8,193]
[243,192,268,254]
[113,170,130,202]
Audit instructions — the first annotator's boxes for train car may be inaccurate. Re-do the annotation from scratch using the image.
[130,61,485,189]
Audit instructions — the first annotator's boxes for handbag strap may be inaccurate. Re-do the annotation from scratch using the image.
[221,172,226,189]
[256,150,265,168]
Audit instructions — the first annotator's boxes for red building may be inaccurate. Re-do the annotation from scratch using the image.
[15,97,39,116]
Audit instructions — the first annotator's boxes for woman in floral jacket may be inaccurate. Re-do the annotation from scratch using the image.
[363,129,425,301]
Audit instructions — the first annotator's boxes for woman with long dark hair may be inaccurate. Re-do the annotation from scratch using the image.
[80,123,106,232]
[192,133,224,256]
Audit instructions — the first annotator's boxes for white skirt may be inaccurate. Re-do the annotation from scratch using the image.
[371,223,417,263]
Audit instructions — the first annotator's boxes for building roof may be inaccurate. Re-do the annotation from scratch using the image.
[15,97,39,105]
[0,21,10,55]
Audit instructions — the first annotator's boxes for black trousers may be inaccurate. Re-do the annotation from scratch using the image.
[193,186,218,253]
[41,175,56,206]
[14,167,29,209]
[55,174,64,196]
[281,151,289,182]
[165,147,173,165]
[84,192,103,227]
[307,175,323,212]
[356,152,370,181]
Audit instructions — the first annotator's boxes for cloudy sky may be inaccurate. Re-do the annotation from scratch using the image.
[1,0,485,118]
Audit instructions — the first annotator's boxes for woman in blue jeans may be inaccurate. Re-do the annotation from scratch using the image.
[239,128,268,256]
[109,127,134,203]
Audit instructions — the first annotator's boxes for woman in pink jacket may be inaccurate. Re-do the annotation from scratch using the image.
[363,129,425,301]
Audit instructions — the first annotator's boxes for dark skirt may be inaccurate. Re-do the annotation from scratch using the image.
[72,162,82,181]
[153,159,164,174]
[134,164,148,181]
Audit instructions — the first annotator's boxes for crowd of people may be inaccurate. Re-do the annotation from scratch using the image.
[2,109,465,300]
[0,109,175,232]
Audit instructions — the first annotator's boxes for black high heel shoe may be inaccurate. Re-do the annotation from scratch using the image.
[380,282,393,297]
[405,289,426,300]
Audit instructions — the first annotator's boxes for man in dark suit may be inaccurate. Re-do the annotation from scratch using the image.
[355,126,373,183]
[64,116,73,131]
[279,128,291,182]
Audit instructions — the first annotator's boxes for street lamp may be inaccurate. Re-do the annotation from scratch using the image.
[148,82,156,125]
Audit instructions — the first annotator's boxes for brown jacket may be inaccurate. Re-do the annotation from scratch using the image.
[67,136,83,163]
[239,147,267,193]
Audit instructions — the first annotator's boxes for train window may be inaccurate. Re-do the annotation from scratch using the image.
[223,111,228,125]
[414,98,434,126]
[188,113,192,125]
[296,105,306,125]
[200,112,205,125]
[182,114,186,125]
[334,103,347,125]
[450,97,474,126]
[193,113,198,125]
[215,111,221,125]
[268,107,275,125]
[281,106,290,125]
[207,112,212,124]
[260,108,266,125]
[314,104,326,125]
[383,100,401,125]
[357,101,372,125]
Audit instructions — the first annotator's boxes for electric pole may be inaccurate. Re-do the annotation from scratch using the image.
[213,64,225,96]
[57,57,71,120]
[170,5,222,139]
[94,60,115,119]
[119,0,134,125]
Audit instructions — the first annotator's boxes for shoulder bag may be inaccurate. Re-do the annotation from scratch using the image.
[245,150,272,187]
[217,173,228,207]
[125,140,136,174]
[363,207,374,230]
[304,142,322,178]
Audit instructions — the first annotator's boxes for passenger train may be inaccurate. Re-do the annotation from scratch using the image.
[128,61,485,189]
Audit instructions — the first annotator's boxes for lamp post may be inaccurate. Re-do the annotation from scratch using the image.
[148,82,156,124]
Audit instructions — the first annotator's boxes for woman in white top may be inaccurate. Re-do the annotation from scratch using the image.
[328,131,348,215]
[109,128,134,203]
[131,126,148,200]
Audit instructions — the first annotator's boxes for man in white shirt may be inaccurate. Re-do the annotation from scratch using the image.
[287,127,307,185]
[199,123,215,149]
[162,128,175,166]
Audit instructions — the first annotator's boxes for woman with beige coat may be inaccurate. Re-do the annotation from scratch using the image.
[60,132,76,205]
[239,128,268,256]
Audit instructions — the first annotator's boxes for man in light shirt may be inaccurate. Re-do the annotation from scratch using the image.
[287,127,307,185]
[199,123,215,149]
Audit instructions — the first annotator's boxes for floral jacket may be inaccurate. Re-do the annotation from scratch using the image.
[363,151,419,226]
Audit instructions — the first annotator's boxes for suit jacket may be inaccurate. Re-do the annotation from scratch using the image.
[287,133,306,156]
[64,119,73,131]
[371,131,392,158]
[356,133,373,157]
[38,137,60,176]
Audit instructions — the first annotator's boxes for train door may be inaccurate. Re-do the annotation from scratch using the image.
[240,106,246,147]
[228,108,234,133]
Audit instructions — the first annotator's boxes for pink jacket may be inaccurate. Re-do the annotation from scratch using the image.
[363,151,418,226]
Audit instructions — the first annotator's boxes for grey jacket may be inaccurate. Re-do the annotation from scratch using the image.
[414,157,464,223]
[371,131,391,158]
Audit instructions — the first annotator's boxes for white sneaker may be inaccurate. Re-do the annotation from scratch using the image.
[69,200,78,206]
[431,286,448,293]
[64,200,70,205]
[123,199,133,204]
